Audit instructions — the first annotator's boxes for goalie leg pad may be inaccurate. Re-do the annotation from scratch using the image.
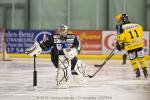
[71,60,88,86]
[56,55,71,88]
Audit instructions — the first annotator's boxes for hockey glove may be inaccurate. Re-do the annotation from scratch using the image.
[25,41,42,56]
[63,48,78,60]
[116,42,122,51]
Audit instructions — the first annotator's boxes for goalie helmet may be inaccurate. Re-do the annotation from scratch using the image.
[58,24,68,39]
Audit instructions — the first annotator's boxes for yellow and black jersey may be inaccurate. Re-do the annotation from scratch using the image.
[117,23,143,51]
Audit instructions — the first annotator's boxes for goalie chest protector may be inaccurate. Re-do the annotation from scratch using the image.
[50,34,79,68]
[53,34,76,53]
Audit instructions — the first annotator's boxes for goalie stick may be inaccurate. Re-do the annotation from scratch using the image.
[33,55,37,86]
[88,48,116,78]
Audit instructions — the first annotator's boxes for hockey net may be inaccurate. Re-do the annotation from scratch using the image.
[0,29,11,61]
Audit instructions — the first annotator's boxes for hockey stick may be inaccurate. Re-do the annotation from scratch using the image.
[88,48,116,78]
[94,48,116,67]
[33,55,37,86]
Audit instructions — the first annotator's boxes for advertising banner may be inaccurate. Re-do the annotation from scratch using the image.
[69,30,102,54]
[4,30,149,55]
[5,30,55,53]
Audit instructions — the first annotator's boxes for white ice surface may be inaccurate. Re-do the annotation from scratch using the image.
[0,59,150,100]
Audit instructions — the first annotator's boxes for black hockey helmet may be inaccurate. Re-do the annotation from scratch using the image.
[120,14,130,24]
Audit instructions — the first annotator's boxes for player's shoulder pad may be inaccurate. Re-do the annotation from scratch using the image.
[67,34,76,39]
[122,23,139,30]
[136,24,143,29]
[67,32,76,39]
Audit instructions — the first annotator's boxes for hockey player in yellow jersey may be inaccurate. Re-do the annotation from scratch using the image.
[115,14,148,79]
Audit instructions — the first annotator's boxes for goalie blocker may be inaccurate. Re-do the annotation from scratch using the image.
[25,41,42,56]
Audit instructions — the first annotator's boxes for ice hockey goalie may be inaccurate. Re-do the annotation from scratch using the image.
[25,24,88,88]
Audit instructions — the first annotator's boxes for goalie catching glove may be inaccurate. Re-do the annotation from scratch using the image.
[63,48,78,60]
[25,41,42,56]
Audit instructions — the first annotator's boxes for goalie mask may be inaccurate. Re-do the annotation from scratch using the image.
[58,24,68,39]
